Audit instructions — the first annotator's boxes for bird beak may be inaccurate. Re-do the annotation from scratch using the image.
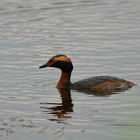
[39,63,49,69]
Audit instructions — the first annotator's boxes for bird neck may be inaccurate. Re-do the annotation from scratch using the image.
[56,71,71,89]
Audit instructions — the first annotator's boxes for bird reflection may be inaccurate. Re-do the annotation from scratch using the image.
[40,87,121,123]
[40,88,73,123]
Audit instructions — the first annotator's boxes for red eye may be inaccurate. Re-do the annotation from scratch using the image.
[49,59,56,66]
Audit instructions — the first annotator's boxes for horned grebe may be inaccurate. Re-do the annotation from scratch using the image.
[39,54,134,94]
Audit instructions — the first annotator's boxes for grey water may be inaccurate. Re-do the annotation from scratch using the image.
[0,0,140,140]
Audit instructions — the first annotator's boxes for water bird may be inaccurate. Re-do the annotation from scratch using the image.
[39,54,134,94]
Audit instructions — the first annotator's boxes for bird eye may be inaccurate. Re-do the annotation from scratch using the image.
[49,59,56,66]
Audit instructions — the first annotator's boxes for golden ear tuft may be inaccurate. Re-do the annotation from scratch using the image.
[54,56,71,63]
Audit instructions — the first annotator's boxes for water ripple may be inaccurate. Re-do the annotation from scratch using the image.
[0,0,140,139]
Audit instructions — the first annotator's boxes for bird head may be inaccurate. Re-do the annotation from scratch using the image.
[39,54,73,72]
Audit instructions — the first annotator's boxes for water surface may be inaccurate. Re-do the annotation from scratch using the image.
[0,0,140,140]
